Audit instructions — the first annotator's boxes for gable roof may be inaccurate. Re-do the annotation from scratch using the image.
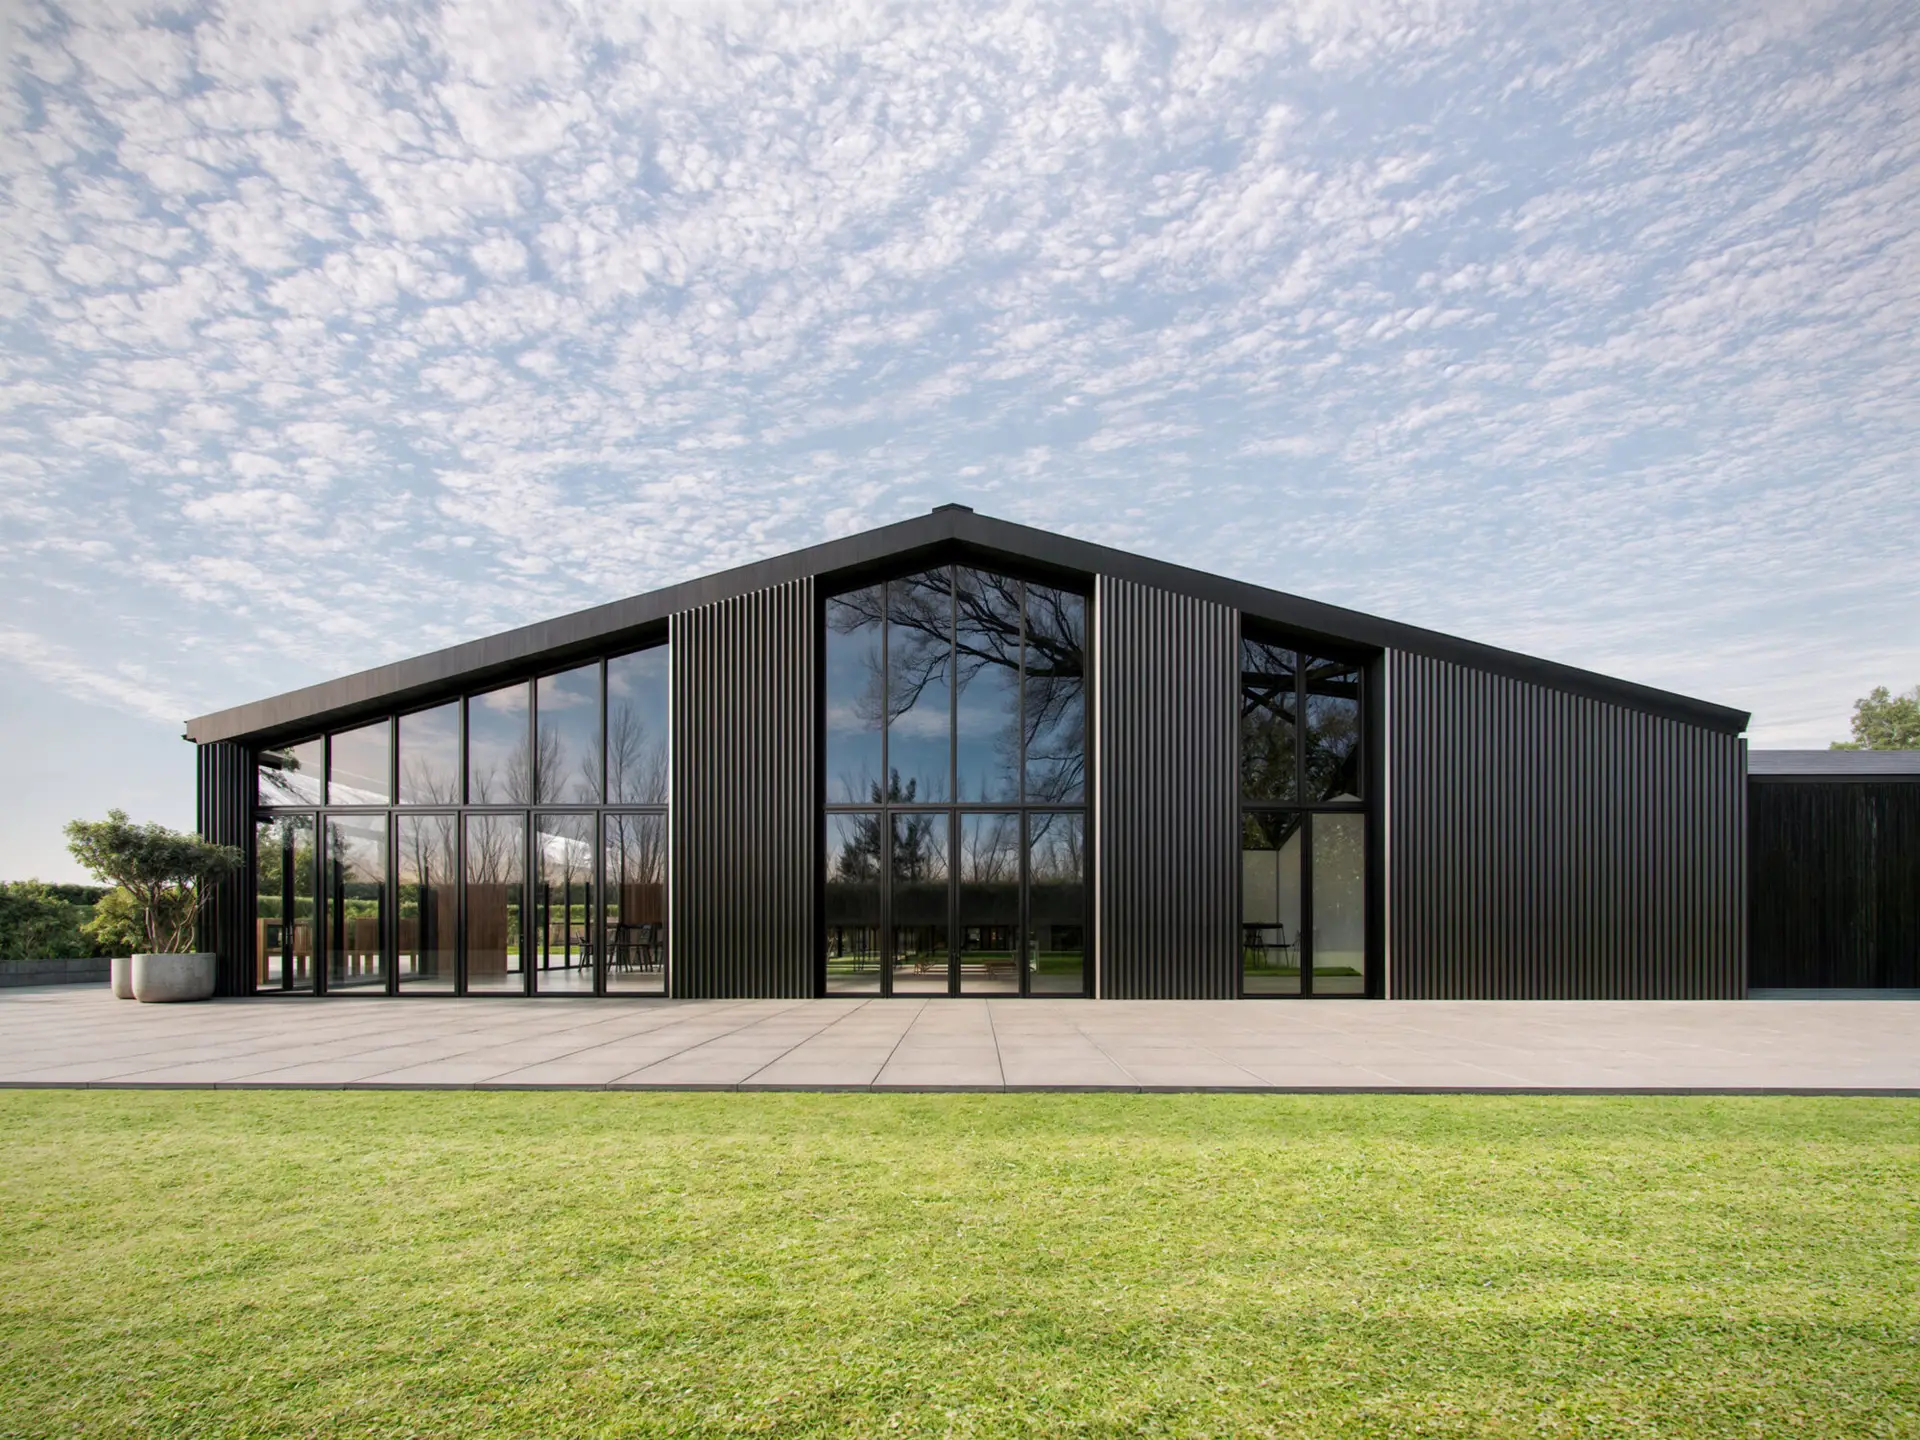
[183,504,1751,744]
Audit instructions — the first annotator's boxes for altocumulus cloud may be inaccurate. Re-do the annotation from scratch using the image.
[1,0,1915,744]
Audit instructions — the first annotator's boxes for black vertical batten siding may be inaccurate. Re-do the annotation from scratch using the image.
[1093,576,1238,999]
[1749,782,1920,988]
[670,579,818,998]
[196,741,254,996]
[1386,650,1745,999]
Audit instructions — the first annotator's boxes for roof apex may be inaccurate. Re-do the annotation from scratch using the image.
[183,505,1751,744]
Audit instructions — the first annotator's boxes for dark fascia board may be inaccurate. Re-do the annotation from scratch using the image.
[184,506,1751,745]
[1749,749,1920,780]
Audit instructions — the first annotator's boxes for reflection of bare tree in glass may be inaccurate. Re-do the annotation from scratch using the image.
[606,702,668,804]
[955,570,1023,796]
[829,572,1085,803]
[1303,658,1362,799]
[1241,641,1298,798]
[832,811,884,884]
[470,725,541,805]
[468,815,520,885]
[401,756,459,805]
[830,574,948,730]
[1028,811,1085,882]
[1023,586,1085,803]
[400,815,456,979]
[959,811,1019,883]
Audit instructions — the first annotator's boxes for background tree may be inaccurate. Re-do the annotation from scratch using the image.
[1831,684,1920,750]
[64,811,242,954]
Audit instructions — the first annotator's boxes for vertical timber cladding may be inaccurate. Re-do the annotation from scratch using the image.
[196,740,254,996]
[670,578,819,998]
[1093,576,1239,998]
[1749,782,1920,989]
[1386,651,1746,999]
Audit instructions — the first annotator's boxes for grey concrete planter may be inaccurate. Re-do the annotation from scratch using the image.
[110,956,135,999]
[131,953,216,1003]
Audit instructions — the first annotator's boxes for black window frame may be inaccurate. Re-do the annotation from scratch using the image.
[820,564,1091,998]
[250,640,670,998]
[1237,627,1374,1000]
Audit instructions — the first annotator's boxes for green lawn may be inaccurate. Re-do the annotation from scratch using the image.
[2,1093,1914,1438]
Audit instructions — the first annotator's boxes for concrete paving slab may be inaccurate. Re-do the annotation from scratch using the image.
[2,990,1917,1091]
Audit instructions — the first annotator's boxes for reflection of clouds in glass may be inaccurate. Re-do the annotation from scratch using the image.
[399,702,461,804]
[889,706,950,740]
[478,686,527,714]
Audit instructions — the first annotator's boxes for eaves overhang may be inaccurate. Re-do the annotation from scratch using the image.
[183,506,1752,745]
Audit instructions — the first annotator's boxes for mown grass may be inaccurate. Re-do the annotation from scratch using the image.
[1,1092,1914,1438]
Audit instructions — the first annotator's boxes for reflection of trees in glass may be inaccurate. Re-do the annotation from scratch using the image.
[825,589,886,714]
[891,811,943,881]
[959,811,1019,883]
[1303,658,1361,800]
[402,755,460,804]
[607,647,670,804]
[398,815,457,919]
[1029,811,1085,881]
[607,703,668,804]
[467,814,521,885]
[470,728,535,804]
[1241,640,1297,800]
[826,570,1085,802]
[880,571,950,729]
[399,704,461,804]
[1023,585,1084,803]
[831,811,883,884]
[535,668,601,805]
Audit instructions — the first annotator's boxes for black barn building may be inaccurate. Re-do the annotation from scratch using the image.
[187,505,1771,1001]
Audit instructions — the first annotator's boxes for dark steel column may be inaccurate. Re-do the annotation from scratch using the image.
[1385,649,1746,999]
[670,578,819,997]
[196,741,254,996]
[1093,576,1238,999]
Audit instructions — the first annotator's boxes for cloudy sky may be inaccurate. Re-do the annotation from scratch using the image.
[2,0,1916,880]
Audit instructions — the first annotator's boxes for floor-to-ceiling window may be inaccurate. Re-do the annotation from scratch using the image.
[824,566,1088,996]
[251,640,669,995]
[1240,636,1369,996]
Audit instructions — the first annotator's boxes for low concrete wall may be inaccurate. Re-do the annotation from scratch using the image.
[0,957,113,988]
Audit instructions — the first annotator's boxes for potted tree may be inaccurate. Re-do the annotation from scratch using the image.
[65,811,242,1003]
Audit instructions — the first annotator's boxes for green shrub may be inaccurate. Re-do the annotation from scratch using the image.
[0,881,94,961]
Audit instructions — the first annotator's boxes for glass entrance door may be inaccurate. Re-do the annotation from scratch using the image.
[254,814,318,993]
[888,812,951,994]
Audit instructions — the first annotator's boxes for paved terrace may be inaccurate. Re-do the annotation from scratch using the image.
[1,988,1916,1092]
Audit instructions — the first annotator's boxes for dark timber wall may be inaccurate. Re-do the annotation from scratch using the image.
[670,578,818,997]
[1386,651,1746,999]
[196,741,254,996]
[1093,576,1239,999]
[1749,782,1920,989]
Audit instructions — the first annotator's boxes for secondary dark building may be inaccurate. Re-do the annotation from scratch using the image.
[186,505,1756,1001]
[1748,751,1920,991]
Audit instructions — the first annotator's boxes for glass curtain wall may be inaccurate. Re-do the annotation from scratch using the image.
[823,567,1088,996]
[253,643,668,996]
[1240,638,1369,997]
